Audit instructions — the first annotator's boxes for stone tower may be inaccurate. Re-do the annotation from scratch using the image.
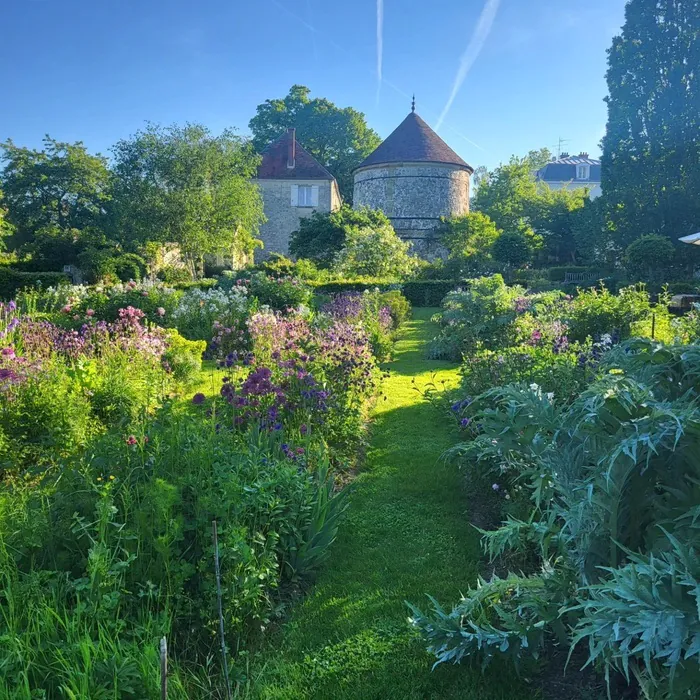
[352,104,473,256]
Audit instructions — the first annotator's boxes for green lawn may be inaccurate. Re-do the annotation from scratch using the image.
[245,309,534,699]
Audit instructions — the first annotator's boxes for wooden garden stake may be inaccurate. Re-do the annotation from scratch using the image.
[651,312,656,340]
[213,520,233,700]
[160,636,167,700]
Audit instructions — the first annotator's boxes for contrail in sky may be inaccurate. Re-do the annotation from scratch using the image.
[376,0,384,104]
[435,0,501,131]
[267,0,487,152]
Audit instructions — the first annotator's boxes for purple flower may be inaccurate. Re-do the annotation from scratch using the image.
[192,393,206,405]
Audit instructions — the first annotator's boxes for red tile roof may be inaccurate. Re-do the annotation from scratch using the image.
[355,112,473,172]
[257,129,336,180]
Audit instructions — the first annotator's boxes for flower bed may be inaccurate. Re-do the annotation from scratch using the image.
[0,282,410,697]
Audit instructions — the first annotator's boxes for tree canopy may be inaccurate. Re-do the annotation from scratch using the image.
[289,205,390,268]
[602,0,700,247]
[472,149,588,263]
[249,85,381,202]
[0,137,110,248]
[333,219,418,279]
[110,123,264,269]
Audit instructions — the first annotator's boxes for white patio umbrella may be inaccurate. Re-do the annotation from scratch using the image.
[678,232,700,245]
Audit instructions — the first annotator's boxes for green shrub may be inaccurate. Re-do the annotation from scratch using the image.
[401,280,456,307]
[0,268,70,300]
[625,234,675,280]
[379,290,411,329]
[565,284,654,342]
[460,344,588,399]
[430,275,523,359]
[249,273,313,310]
[157,265,192,285]
[333,221,419,279]
[0,362,95,472]
[162,330,206,383]
[312,278,396,296]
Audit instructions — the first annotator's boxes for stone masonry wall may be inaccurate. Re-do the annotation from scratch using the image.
[255,179,336,260]
[353,163,470,259]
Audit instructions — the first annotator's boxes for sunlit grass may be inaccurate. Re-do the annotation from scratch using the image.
[245,309,534,699]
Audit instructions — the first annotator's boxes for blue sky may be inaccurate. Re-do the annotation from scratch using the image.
[0,0,627,171]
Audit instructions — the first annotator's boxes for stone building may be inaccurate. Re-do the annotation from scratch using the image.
[536,153,602,199]
[255,128,341,259]
[352,104,473,256]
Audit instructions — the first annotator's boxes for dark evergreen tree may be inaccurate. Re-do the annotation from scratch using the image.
[602,0,700,248]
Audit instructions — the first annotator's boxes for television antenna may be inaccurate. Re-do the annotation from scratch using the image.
[551,137,570,159]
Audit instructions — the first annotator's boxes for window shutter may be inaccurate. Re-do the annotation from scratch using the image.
[311,185,319,207]
[291,185,299,206]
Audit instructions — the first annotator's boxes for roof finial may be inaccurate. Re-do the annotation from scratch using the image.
[411,94,415,113]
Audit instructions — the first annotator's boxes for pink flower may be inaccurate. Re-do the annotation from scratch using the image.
[126,435,138,445]
[157,307,166,317]
[142,291,149,297]
[61,305,72,313]
[73,314,80,321]
[86,309,95,317]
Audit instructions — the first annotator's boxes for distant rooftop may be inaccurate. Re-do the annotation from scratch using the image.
[537,152,601,183]
[355,111,473,172]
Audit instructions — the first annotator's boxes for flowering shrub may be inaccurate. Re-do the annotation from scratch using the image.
[431,277,663,361]
[204,307,380,458]
[0,303,203,471]
[248,272,313,310]
[25,279,180,324]
[320,289,407,360]
[171,285,249,341]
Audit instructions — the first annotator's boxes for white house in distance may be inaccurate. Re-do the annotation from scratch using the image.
[255,128,341,259]
[536,152,602,199]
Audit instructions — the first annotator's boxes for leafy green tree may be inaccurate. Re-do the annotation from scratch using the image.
[0,191,13,251]
[472,156,539,233]
[625,234,675,281]
[492,226,539,270]
[0,137,110,247]
[473,150,587,263]
[289,205,389,268]
[602,0,700,247]
[111,123,264,273]
[333,220,418,279]
[570,197,616,266]
[438,212,501,260]
[436,212,500,277]
[249,85,381,202]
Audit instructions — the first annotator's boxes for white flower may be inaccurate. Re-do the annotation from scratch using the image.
[529,382,540,392]
[546,392,554,400]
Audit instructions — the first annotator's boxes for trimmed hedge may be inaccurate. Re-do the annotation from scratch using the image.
[173,278,218,291]
[546,266,607,282]
[312,280,398,295]
[401,280,458,307]
[0,268,70,300]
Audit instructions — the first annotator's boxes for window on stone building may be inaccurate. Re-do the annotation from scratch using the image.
[292,184,318,207]
[576,164,589,180]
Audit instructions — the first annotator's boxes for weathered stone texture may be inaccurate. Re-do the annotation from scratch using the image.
[255,179,338,260]
[353,163,470,257]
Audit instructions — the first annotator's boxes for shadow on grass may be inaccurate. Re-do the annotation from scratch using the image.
[247,378,535,699]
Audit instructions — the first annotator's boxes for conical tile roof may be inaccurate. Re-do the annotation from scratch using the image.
[355,111,472,171]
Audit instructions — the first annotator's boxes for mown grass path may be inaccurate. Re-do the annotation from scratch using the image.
[249,309,532,699]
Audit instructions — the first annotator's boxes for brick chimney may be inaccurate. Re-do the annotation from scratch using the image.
[287,128,296,169]
[579,152,589,158]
